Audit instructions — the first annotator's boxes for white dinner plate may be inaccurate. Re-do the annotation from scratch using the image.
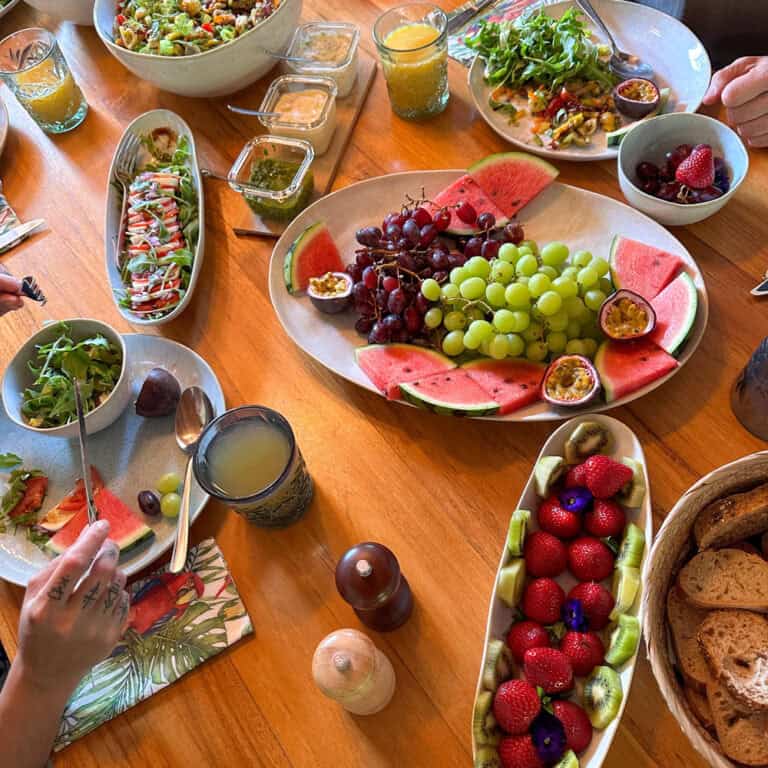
[269,169,708,421]
[0,334,225,587]
[468,0,711,162]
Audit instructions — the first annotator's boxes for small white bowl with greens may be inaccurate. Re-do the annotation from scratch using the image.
[1,319,132,438]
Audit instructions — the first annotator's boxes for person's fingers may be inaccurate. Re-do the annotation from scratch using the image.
[736,113,768,139]
[748,132,768,148]
[727,92,768,126]
[25,556,62,598]
[703,56,761,105]
[114,591,131,634]
[42,520,111,602]
[99,570,127,616]
[71,539,120,609]
[0,293,23,316]
[0,274,22,293]
[722,60,768,109]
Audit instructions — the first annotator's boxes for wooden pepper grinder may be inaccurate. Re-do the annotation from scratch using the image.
[312,629,396,715]
[335,542,413,631]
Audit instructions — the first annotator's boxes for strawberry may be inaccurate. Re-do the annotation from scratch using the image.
[567,537,615,581]
[523,647,574,694]
[552,700,593,754]
[493,679,542,735]
[565,463,587,488]
[567,582,615,630]
[675,143,715,189]
[583,499,626,538]
[581,455,633,499]
[499,734,544,768]
[537,495,581,539]
[507,620,550,664]
[559,631,605,676]
[522,578,565,625]
[524,531,568,578]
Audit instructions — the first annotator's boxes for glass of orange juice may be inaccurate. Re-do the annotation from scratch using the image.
[0,28,87,134]
[373,3,449,121]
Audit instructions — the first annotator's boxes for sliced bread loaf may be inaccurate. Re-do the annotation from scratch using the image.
[698,610,768,678]
[684,684,714,730]
[667,587,711,690]
[707,681,768,766]
[694,482,768,550]
[678,549,768,611]
[722,652,768,711]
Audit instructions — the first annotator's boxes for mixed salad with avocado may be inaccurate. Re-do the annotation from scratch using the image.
[113,0,282,57]
[0,454,49,545]
[117,128,199,319]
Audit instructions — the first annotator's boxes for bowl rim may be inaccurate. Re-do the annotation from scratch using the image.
[92,0,295,62]
[1,318,129,435]
[617,112,750,209]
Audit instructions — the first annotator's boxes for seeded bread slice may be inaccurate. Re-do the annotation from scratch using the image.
[722,652,768,711]
[678,549,768,611]
[707,681,768,766]
[684,684,714,730]
[697,610,768,679]
[667,587,711,690]
[694,482,768,550]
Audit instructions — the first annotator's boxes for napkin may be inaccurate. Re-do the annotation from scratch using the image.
[53,539,253,751]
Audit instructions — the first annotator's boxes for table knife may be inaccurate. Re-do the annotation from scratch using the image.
[73,379,98,524]
[0,218,45,252]
[447,0,496,34]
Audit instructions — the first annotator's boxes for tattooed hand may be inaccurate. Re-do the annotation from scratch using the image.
[15,520,130,693]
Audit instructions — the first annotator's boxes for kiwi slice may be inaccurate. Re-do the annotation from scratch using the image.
[473,691,501,747]
[497,559,526,609]
[553,750,580,768]
[583,665,623,730]
[615,523,646,569]
[617,457,646,507]
[610,565,641,621]
[605,614,641,667]
[506,509,531,556]
[564,421,613,465]
[474,746,502,768]
[482,639,514,691]
[534,456,566,497]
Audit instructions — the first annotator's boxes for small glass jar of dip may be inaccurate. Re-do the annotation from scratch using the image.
[227,135,315,222]
[258,74,338,155]
[285,22,360,98]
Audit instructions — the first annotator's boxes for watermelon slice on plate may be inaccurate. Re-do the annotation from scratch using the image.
[595,338,678,402]
[648,272,698,356]
[462,358,546,414]
[609,236,684,299]
[284,221,343,294]
[399,370,500,416]
[426,175,508,236]
[38,466,104,532]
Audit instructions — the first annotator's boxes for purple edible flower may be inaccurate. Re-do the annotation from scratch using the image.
[559,486,593,514]
[531,711,567,765]
[562,598,588,632]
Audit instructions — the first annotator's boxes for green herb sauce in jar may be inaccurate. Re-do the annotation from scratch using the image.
[246,158,314,221]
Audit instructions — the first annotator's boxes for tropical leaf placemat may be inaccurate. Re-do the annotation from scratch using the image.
[54,538,252,751]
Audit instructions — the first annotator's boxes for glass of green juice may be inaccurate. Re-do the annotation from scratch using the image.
[193,406,313,528]
[373,2,449,121]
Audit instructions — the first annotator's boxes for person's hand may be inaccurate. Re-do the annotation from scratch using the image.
[703,56,768,148]
[15,520,130,693]
[0,273,23,316]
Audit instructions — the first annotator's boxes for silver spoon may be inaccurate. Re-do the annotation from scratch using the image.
[200,168,231,183]
[169,387,214,574]
[576,0,654,80]
[263,48,316,65]
[227,104,282,118]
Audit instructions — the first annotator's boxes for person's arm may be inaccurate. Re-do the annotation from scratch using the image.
[0,273,23,316]
[0,521,130,768]
[703,56,768,148]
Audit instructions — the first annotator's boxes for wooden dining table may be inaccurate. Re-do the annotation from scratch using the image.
[1,1,767,766]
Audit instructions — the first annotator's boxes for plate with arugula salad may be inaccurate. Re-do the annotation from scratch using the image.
[467,1,711,161]
[104,109,204,325]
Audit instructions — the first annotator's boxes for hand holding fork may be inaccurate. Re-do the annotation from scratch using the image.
[0,264,46,314]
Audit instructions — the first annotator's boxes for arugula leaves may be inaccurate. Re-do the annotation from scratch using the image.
[0,454,22,469]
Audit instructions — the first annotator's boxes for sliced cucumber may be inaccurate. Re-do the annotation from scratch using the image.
[506,509,531,556]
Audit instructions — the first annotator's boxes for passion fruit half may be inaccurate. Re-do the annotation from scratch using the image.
[599,290,656,341]
[542,354,601,408]
[613,78,660,119]
[307,271,353,314]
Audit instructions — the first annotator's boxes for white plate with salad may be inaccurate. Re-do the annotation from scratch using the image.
[104,109,205,325]
[467,0,711,161]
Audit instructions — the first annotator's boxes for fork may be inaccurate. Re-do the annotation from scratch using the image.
[21,275,46,305]
[113,132,141,271]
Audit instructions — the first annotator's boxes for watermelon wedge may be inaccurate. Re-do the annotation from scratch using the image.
[609,236,684,299]
[46,488,155,557]
[38,466,104,532]
[356,344,456,400]
[283,221,343,294]
[469,152,559,219]
[400,370,500,416]
[648,272,698,355]
[462,359,546,415]
[426,175,508,236]
[595,339,678,402]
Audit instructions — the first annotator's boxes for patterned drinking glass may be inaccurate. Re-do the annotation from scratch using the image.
[0,28,87,134]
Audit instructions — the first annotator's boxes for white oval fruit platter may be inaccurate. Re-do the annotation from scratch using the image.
[472,414,652,768]
[269,154,708,422]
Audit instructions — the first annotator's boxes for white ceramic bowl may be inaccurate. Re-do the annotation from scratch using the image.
[92,0,302,97]
[618,112,749,226]
[1,319,132,438]
[24,0,94,25]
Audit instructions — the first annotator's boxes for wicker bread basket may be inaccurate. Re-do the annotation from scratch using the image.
[642,450,768,768]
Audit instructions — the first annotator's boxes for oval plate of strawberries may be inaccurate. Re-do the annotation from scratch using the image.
[473,414,652,768]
